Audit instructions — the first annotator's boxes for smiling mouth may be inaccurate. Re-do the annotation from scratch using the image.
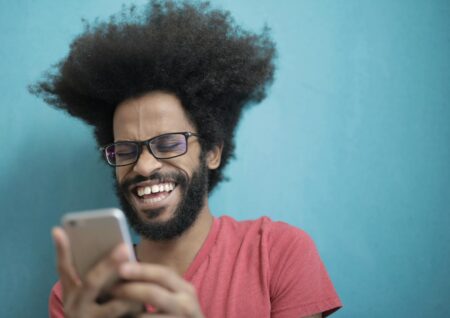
[132,181,177,204]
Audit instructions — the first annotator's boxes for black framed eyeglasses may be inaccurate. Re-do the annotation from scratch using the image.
[99,132,200,167]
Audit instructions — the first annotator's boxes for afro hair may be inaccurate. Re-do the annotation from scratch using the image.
[30,0,276,192]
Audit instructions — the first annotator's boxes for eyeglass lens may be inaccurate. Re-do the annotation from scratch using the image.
[105,133,188,166]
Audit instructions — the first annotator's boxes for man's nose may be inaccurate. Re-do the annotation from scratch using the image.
[132,147,163,176]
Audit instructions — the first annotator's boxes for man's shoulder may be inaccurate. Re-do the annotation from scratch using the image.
[212,215,321,284]
[218,214,308,232]
[217,215,312,246]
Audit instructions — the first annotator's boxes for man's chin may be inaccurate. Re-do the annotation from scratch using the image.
[114,156,209,241]
[138,205,183,223]
[140,206,165,220]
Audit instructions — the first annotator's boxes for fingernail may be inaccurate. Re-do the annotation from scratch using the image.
[51,227,63,245]
[51,227,60,239]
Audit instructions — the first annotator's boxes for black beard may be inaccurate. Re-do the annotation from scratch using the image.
[114,157,209,241]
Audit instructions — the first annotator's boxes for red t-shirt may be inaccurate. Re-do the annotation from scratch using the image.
[50,216,342,317]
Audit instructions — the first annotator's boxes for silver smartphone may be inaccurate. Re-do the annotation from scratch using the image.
[62,208,136,279]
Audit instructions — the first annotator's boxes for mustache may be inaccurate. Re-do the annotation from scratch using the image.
[119,171,187,191]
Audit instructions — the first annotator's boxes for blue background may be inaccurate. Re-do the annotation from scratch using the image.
[1,0,449,317]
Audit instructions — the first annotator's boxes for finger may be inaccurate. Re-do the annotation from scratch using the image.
[112,282,171,307]
[138,315,178,318]
[82,243,131,302]
[112,283,199,316]
[52,227,81,292]
[95,299,145,318]
[119,263,194,294]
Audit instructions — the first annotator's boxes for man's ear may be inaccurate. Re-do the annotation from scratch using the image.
[206,143,223,170]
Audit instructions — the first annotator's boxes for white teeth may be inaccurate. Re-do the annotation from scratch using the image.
[136,182,175,197]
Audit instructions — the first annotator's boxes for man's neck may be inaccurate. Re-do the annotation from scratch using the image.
[135,204,214,276]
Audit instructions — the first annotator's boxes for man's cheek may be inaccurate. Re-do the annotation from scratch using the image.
[115,167,125,183]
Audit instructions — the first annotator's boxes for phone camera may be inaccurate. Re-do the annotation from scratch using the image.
[68,220,77,227]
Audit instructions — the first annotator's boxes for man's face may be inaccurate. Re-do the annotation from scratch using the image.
[112,91,217,241]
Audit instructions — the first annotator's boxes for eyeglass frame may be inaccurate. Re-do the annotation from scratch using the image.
[99,131,201,167]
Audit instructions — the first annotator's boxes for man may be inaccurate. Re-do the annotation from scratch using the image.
[31,1,342,317]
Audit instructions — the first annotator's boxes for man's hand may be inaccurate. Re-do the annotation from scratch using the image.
[112,262,204,318]
[52,227,143,318]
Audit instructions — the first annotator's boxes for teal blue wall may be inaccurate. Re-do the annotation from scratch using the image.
[1,1,449,316]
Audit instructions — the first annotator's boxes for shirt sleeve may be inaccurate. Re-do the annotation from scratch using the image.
[49,281,65,318]
[268,221,342,318]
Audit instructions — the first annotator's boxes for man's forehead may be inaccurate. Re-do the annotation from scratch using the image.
[113,91,196,139]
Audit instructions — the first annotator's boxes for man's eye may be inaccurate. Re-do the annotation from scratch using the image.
[156,142,183,152]
[114,145,137,158]
[116,150,136,156]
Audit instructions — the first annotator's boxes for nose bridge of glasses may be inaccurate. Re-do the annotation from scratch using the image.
[133,141,162,174]
[139,140,159,160]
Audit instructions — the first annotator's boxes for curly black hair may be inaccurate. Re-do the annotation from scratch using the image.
[30,0,276,192]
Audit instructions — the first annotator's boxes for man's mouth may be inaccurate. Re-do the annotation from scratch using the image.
[132,181,177,205]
